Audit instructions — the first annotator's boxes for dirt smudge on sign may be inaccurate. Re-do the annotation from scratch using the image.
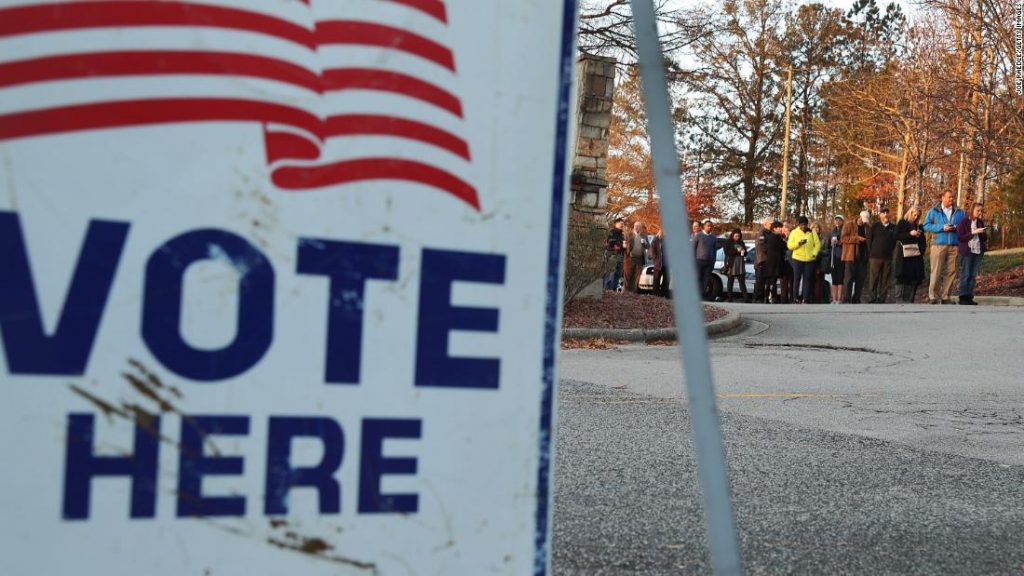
[259,519,369,572]
[70,384,127,422]
[122,371,175,413]
[128,358,183,398]
[265,534,377,573]
[67,360,221,453]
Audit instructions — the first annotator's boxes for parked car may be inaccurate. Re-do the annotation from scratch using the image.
[637,237,832,301]
[638,237,748,299]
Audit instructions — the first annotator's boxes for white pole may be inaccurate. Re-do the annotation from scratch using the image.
[628,1,744,574]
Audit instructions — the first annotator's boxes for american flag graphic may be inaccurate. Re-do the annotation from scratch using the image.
[0,0,479,210]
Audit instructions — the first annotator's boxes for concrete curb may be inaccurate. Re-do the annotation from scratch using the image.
[562,309,743,342]
[952,295,1024,307]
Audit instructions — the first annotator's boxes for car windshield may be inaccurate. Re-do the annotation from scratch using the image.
[714,237,727,262]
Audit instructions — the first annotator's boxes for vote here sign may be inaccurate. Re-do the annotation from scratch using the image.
[0,1,576,573]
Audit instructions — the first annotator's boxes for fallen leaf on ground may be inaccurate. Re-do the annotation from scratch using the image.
[976,264,1024,297]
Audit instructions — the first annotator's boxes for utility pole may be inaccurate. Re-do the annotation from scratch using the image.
[779,65,793,222]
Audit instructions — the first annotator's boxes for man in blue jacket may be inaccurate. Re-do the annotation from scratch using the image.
[923,190,966,304]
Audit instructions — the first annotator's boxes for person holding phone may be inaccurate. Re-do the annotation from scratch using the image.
[841,212,869,304]
[956,202,987,305]
[894,206,926,302]
[723,228,749,302]
[923,190,966,304]
[787,216,820,304]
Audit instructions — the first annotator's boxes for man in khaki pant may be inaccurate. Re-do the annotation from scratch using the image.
[622,221,648,293]
[923,191,965,304]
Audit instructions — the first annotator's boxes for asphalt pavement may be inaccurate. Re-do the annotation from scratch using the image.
[553,303,1024,575]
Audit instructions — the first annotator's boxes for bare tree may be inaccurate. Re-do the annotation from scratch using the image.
[678,0,789,224]
[781,3,847,218]
[578,0,700,59]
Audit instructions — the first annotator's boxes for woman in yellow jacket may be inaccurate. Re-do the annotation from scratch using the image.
[787,216,821,304]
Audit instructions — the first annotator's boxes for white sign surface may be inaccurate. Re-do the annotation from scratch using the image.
[0,1,575,574]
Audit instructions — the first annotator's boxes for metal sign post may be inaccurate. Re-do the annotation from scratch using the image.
[629,1,744,574]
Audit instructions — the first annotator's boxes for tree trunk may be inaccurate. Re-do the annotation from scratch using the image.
[916,166,925,209]
[896,143,909,220]
[975,47,996,206]
[742,171,756,225]
[963,0,984,209]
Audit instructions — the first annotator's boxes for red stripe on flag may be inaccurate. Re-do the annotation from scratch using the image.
[381,0,449,23]
[0,99,469,160]
[0,100,480,210]
[0,1,315,48]
[265,128,321,164]
[316,21,455,70]
[323,115,470,159]
[0,51,322,93]
[0,98,321,142]
[272,157,479,210]
[323,69,463,117]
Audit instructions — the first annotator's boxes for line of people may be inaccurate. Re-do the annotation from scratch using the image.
[603,189,989,305]
[604,218,667,295]
[751,216,829,304]
[753,191,988,305]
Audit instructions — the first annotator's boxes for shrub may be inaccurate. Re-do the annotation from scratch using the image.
[563,210,611,304]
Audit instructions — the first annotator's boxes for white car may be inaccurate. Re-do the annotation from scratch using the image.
[637,237,748,299]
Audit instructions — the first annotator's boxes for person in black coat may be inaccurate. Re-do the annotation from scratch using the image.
[722,228,749,302]
[760,221,787,303]
[864,207,896,303]
[827,216,845,303]
[752,218,773,303]
[779,222,793,303]
[893,206,926,302]
[604,218,625,290]
[649,229,669,298]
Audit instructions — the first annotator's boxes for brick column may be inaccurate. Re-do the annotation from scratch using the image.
[570,54,616,218]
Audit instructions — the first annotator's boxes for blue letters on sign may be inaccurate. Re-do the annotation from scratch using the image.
[265,416,345,515]
[63,412,160,519]
[177,415,249,518]
[0,211,128,376]
[297,238,399,384]
[415,249,506,389]
[142,230,274,382]
[358,418,421,514]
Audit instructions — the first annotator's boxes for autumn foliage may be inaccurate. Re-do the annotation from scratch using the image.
[605,66,721,231]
